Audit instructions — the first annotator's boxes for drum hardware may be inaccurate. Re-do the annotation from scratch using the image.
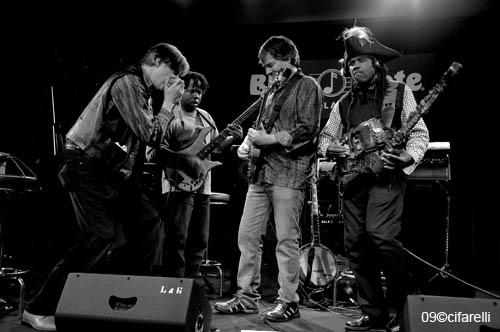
[332,270,357,307]
[1,152,40,318]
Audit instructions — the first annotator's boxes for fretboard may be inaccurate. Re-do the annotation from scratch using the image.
[198,98,263,159]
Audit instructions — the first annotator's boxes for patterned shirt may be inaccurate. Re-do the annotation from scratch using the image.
[66,65,174,180]
[253,71,323,189]
[318,84,429,174]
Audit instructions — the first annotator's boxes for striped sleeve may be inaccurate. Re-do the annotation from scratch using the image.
[111,74,173,147]
[318,101,343,157]
[401,84,430,174]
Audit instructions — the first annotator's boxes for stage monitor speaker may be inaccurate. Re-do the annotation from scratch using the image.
[55,273,212,332]
[404,295,499,332]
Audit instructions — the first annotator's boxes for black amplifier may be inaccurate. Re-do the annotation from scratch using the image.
[408,142,450,181]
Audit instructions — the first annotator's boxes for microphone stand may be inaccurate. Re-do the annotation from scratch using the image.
[427,151,453,283]
[50,86,65,163]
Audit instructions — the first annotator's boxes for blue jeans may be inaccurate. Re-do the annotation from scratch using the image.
[236,184,304,304]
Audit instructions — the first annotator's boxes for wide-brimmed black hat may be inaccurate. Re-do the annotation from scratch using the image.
[342,26,400,64]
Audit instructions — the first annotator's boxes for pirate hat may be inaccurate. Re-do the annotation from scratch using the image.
[341,26,400,65]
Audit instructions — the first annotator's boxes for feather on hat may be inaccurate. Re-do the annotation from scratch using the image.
[342,26,400,64]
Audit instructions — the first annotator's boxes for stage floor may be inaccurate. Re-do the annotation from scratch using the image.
[0,298,358,332]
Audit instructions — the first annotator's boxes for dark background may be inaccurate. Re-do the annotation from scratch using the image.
[1,0,498,297]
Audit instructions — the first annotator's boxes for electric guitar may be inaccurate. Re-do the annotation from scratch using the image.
[336,62,462,185]
[247,70,287,181]
[164,99,263,192]
[299,159,337,292]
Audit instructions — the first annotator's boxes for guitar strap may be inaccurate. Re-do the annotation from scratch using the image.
[195,109,217,131]
[262,71,303,133]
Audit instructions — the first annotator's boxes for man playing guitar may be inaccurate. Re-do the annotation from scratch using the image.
[215,35,322,323]
[318,26,429,332]
[158,71,242,278]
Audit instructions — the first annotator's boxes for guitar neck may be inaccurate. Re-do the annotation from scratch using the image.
[198,98,263,160]
[310,177,321,245]
[393,62,461,147]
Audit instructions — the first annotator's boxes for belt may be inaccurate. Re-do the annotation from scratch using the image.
[63,147,87,158]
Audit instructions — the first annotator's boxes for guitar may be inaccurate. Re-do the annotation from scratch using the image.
[247,69,287,181]
[299,159,337,293]
[336,62,462,185]
[164,99,263,192]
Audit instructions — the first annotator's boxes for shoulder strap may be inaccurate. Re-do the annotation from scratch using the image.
[196,109,217,131]
[380,80,405,129]
[337,92,353,133]
[393,81,405,129]
[263,71,303,133]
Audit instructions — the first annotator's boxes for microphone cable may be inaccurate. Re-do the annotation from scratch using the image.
[402,245,500,299]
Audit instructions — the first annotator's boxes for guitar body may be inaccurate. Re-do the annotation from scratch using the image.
[247,143,262,182]
[165,126,222,192]
[299,243,337,289]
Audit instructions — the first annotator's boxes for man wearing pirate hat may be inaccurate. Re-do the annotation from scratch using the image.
[318,27,429,331]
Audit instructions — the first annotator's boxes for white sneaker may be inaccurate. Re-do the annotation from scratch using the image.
[22,310,56,331]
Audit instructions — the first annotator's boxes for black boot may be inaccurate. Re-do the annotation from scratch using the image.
[345,314,389,331]
[345,315,371,331]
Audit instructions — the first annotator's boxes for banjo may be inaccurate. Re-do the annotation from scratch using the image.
[299,158,337,292]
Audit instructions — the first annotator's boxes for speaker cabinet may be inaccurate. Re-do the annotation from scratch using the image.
[404,295,499,331]
[55,273,212,332]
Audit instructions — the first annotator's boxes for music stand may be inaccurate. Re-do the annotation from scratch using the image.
[0,152,42,318]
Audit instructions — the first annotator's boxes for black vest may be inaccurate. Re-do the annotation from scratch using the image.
[338,79,405,134]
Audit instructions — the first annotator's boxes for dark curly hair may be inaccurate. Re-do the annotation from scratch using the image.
[180,71,209,94]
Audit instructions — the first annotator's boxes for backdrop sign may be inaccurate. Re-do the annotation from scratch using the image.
[249,53,436,121]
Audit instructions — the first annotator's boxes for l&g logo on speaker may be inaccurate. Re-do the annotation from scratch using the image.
[160,285,183,295]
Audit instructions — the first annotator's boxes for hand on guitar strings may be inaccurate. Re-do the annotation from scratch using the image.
[225,124,244,141]
[380,150,414,170]
[248,126,277,147]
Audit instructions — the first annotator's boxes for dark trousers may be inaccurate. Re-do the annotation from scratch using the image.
[161,191,210,278]
[343,172,408,320]
[26,153,160,315]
